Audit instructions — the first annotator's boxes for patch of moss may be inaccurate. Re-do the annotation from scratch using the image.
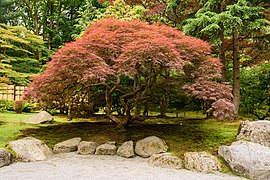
[0,111,242,175]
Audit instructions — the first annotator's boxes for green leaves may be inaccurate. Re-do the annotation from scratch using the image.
[240,63,270,119]
[0,24,43,53]
[183,0,270,46]
[0,24,45,85]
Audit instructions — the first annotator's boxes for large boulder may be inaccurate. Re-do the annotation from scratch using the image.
[219,140,270,180]
[53,137,81,154]
[117,141,135,158]
[77,141,99,155]
[0,148,13,167]
[236,120,270,147]
[149,153,183,169]
[22,111,53,125]
[9,137,53,162]
[95,142,117,155]
[135,136,168,158]
[184,151,221,173]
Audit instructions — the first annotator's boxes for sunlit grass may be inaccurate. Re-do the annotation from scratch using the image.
[0,111,67,148]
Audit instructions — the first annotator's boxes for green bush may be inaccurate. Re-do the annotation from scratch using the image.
[0,100,14,112]
[13,100,34,113]
[0,100,5,112]
[240,63,270,119]
[5,100,15,111]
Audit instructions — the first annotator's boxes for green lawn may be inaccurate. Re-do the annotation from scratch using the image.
[0,111,244,173]
[0,111,242,154]
[0,111,67,148]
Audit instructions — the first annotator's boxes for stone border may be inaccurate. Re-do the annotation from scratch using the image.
[3,135,222,175]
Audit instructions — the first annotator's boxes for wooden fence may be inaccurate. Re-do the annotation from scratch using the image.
[0,85,26,101]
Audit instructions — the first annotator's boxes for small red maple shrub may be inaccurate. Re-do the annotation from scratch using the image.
[25,18,234,127]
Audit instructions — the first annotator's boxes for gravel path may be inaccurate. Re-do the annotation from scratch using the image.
[0,152,245,180]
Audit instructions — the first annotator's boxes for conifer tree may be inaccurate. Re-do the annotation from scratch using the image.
[183,0,270,117]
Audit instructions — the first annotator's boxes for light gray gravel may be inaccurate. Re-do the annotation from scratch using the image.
[0,152,245,180]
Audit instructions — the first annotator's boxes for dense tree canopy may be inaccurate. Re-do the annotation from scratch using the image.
[25,18,234,128]
[0,23,45,85]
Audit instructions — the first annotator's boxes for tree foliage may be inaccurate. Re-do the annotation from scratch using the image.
[0,24,46,85]
[25,18,234,127]
[240,63,270,119]
[183,0,270,117]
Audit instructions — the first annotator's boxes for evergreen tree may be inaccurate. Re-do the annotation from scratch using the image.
[0,24,46,85]
[183,0,270,117]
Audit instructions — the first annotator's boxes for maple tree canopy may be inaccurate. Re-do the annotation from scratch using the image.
[25,18,234,127]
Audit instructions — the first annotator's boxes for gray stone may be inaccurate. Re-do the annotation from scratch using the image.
[117,141,135,158]
[149,153,183,169]
[95,143,117,155]
[135,136,168,158]
[78,141,99,155]
[22,111,53,125]
[54,137,81,154]
[236,120,270,147]
[184,151,221,173]
[106,141,116,145]
[0,148,13,167]
[219,140,270,180]
[9,137,53,162]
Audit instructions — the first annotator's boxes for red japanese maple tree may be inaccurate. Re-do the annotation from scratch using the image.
[25,18,234,127]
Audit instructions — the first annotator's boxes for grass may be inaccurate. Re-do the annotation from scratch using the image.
[0,111,66,148]
[0,111,241,155]
[0,110,244,174]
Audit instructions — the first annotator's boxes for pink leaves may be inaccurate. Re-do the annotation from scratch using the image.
[208,99,235,121]
[26,18,232,119]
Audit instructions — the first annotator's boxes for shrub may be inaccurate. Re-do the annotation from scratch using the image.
[13,100,33,113]
[0,100,14,112]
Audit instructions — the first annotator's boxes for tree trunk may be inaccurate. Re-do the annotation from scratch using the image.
[160,94,168,117]
[232,27,240,117]
[219,0,229,82]
[159,70,169,117]
[48,0,54,50]
[219,25,226,81]
[56,0,62,31]
[143,103,149,117]
[105,90,125,128]
[23,0,39,35]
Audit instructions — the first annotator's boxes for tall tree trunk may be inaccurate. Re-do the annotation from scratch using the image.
[219,0,229,81]
[48,0,54,50]
[219,25,226,81]
[56,0,62,31]
[23,0,39,35]
[232,27,240,117]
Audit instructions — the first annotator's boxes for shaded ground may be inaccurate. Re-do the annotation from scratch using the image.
[0,152,245,180]
[20,117,240,157]
[0,120,6,126]
[1,111,242,175]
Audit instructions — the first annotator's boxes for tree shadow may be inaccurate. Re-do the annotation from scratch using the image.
[18,119,236,156]
[0,121,6,126]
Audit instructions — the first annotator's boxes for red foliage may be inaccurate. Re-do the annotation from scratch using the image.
[26,18,234,121]
[183,57,234,120]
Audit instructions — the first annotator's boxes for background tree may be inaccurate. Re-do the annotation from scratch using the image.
[183,0,270,117]
[240,63,270,119]
[0,24,45,85]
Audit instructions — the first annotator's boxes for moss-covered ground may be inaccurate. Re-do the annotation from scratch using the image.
[0,111,248,174]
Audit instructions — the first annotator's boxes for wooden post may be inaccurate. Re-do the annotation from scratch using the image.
[14,85,16,101]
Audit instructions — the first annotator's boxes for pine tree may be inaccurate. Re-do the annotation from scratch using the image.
[183,0,270,117]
